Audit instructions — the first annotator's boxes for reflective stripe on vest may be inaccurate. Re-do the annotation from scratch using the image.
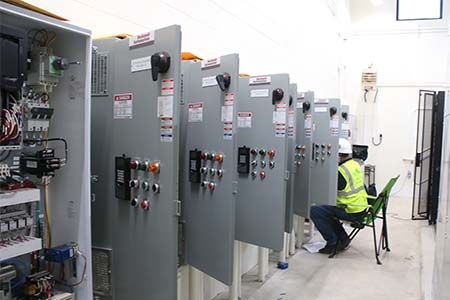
[337,164,364,197]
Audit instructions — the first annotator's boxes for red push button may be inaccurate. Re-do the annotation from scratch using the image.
[129,160,139,170]
[251,149,258,155]
[208,182,216,190]
[140,200,150,210]
[260,171,266,180]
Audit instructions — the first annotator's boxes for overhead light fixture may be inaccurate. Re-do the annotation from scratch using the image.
[371,0,384,6]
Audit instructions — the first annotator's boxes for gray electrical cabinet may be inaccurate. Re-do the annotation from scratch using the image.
[284,84,297,232]
[180,54,239,285]
[340,104,351,140]
[91,26,181,300]
[236,74,289,251]
[293,91,315,217]
[309,98,341,209]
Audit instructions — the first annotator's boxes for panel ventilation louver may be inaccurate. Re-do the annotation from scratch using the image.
[92,248,112,297]
[91,47,109,96]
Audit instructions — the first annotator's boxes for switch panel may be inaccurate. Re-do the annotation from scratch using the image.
[115,156,131,201]
[189,149,202,183]
[236,74,289,252]
[238,146,250,174]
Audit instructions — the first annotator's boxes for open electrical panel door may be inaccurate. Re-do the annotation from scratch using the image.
[180,54,239,285]
[0,2,92,299]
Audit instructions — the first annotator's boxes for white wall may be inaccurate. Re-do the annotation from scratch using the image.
[343,0,450,198]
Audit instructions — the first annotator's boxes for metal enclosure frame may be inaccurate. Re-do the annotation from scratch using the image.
[293,91,315,217]
[235,74,289,251]
[0,3,93,299]
[285,84,297,232]
[179,54,239,286]
[91,25,182,300]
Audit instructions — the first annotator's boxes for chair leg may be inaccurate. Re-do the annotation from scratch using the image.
[382,205,390,252]
[371,216,382,265]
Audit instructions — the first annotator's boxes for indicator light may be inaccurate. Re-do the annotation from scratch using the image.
[130,198,139,207]
[251,149,258,155]
[267,149,275,158]
[315,144,319,148]
[217,169,224,177]
[201,152,207,160]
[321,144,326,148]
[327,144,332,149]
[251,171,257,178]
[260,171,266,180]
[201,181,209,188]
[269,161,275,169]
[260,161,266,168]
[296,161,302,166]
[200,167,207,174]
[208,182,216,190]
[141,181,150,191]
[148,162,160,173]
[209,168,216,176]
[214,154,223,162]
[140,200,150,210]
[259,149,266,156]
[321,157,326,161]
[129,160,139,170]
[327,151,331,156]
[139,161,148,171]
[251,160,257,167]
[207,153,214,160]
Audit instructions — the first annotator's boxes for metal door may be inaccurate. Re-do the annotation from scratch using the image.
[235,74,289,251]
[180,54,239,285]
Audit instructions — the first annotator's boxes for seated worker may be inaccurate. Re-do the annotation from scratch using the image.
[310,138,368,254]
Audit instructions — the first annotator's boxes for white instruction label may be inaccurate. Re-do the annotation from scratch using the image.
[188,103,203,122]
[314,106,327,113]
[315,98,329,104]
[160,117,173,142]
[157,96,173,118]
[161,79,175,96]
[221,106,234,122]
[131,56,152,73]
[114,93,133,119]
[275,125,286,137]
[201,57,221,69]
[276,102,287,112]
[297,101,303,109]
[250,89,269,98]
[249,76,271,85]
[223,122,233,140]
[237,112,252,128]
[330,115,339,136]
[129,31,155,48]
[288,109,295,138]
[202,76,218,88]
[273,111,286,124]
[224,93,235,106]
[305,113,312,138]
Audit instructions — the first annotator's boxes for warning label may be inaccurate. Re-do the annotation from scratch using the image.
[129,31,155,48]
[188,103,203,122]
[113,93,133,119]
[161,79,175,96]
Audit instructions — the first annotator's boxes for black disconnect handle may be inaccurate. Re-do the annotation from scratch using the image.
[151,51,171,81]
[216,72,231,92]
[272,88,284,105]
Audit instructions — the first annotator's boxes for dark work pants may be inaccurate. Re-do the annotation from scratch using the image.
[310,205,362,245]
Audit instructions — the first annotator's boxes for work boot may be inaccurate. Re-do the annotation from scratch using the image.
[319,243,337,254]
[337,237,351,251]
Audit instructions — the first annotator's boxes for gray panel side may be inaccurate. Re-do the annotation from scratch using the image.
[285,84,297,232]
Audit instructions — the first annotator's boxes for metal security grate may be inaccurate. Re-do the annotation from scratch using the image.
[91,48,109,96]
[92,247,112,296]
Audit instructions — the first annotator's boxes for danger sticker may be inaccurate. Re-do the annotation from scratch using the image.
[201,57,221,69]
[249,76,271,85]
[237,112,252,128]
[224,93,235,106]
[113,93,133,119]
[161,79,175,96]
[188,102,203,122]
[129,31,155,48]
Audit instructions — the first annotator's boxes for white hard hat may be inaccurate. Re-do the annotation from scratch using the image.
[339,138,352,154]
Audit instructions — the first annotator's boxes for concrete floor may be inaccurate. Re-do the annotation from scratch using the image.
[216,196,430,300]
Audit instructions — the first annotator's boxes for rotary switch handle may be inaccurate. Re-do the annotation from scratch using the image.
[216,72,231,92]
[272,88,284,105]
[151,51,171,81]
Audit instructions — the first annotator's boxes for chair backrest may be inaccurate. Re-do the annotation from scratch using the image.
[364,175,400,224]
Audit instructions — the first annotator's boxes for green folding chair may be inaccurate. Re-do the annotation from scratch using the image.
[330,175,400,264]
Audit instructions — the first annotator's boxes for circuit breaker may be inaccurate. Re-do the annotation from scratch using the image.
[293,91,314,217]
[235,74,289,251]
[180,54,239,286]
[309,98,341,209]
[0,2,92,299]
[340,104,351,140]
[284,84,297,233]
[91,26,181,300]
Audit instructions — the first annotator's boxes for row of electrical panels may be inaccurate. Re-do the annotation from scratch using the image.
[90,26,349,300]
[0,2,92,300]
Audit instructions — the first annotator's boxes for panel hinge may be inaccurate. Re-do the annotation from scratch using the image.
[174,200,181,217]
[285,170,290,181]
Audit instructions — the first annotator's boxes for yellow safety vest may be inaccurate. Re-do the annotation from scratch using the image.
[337,159,368,214]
